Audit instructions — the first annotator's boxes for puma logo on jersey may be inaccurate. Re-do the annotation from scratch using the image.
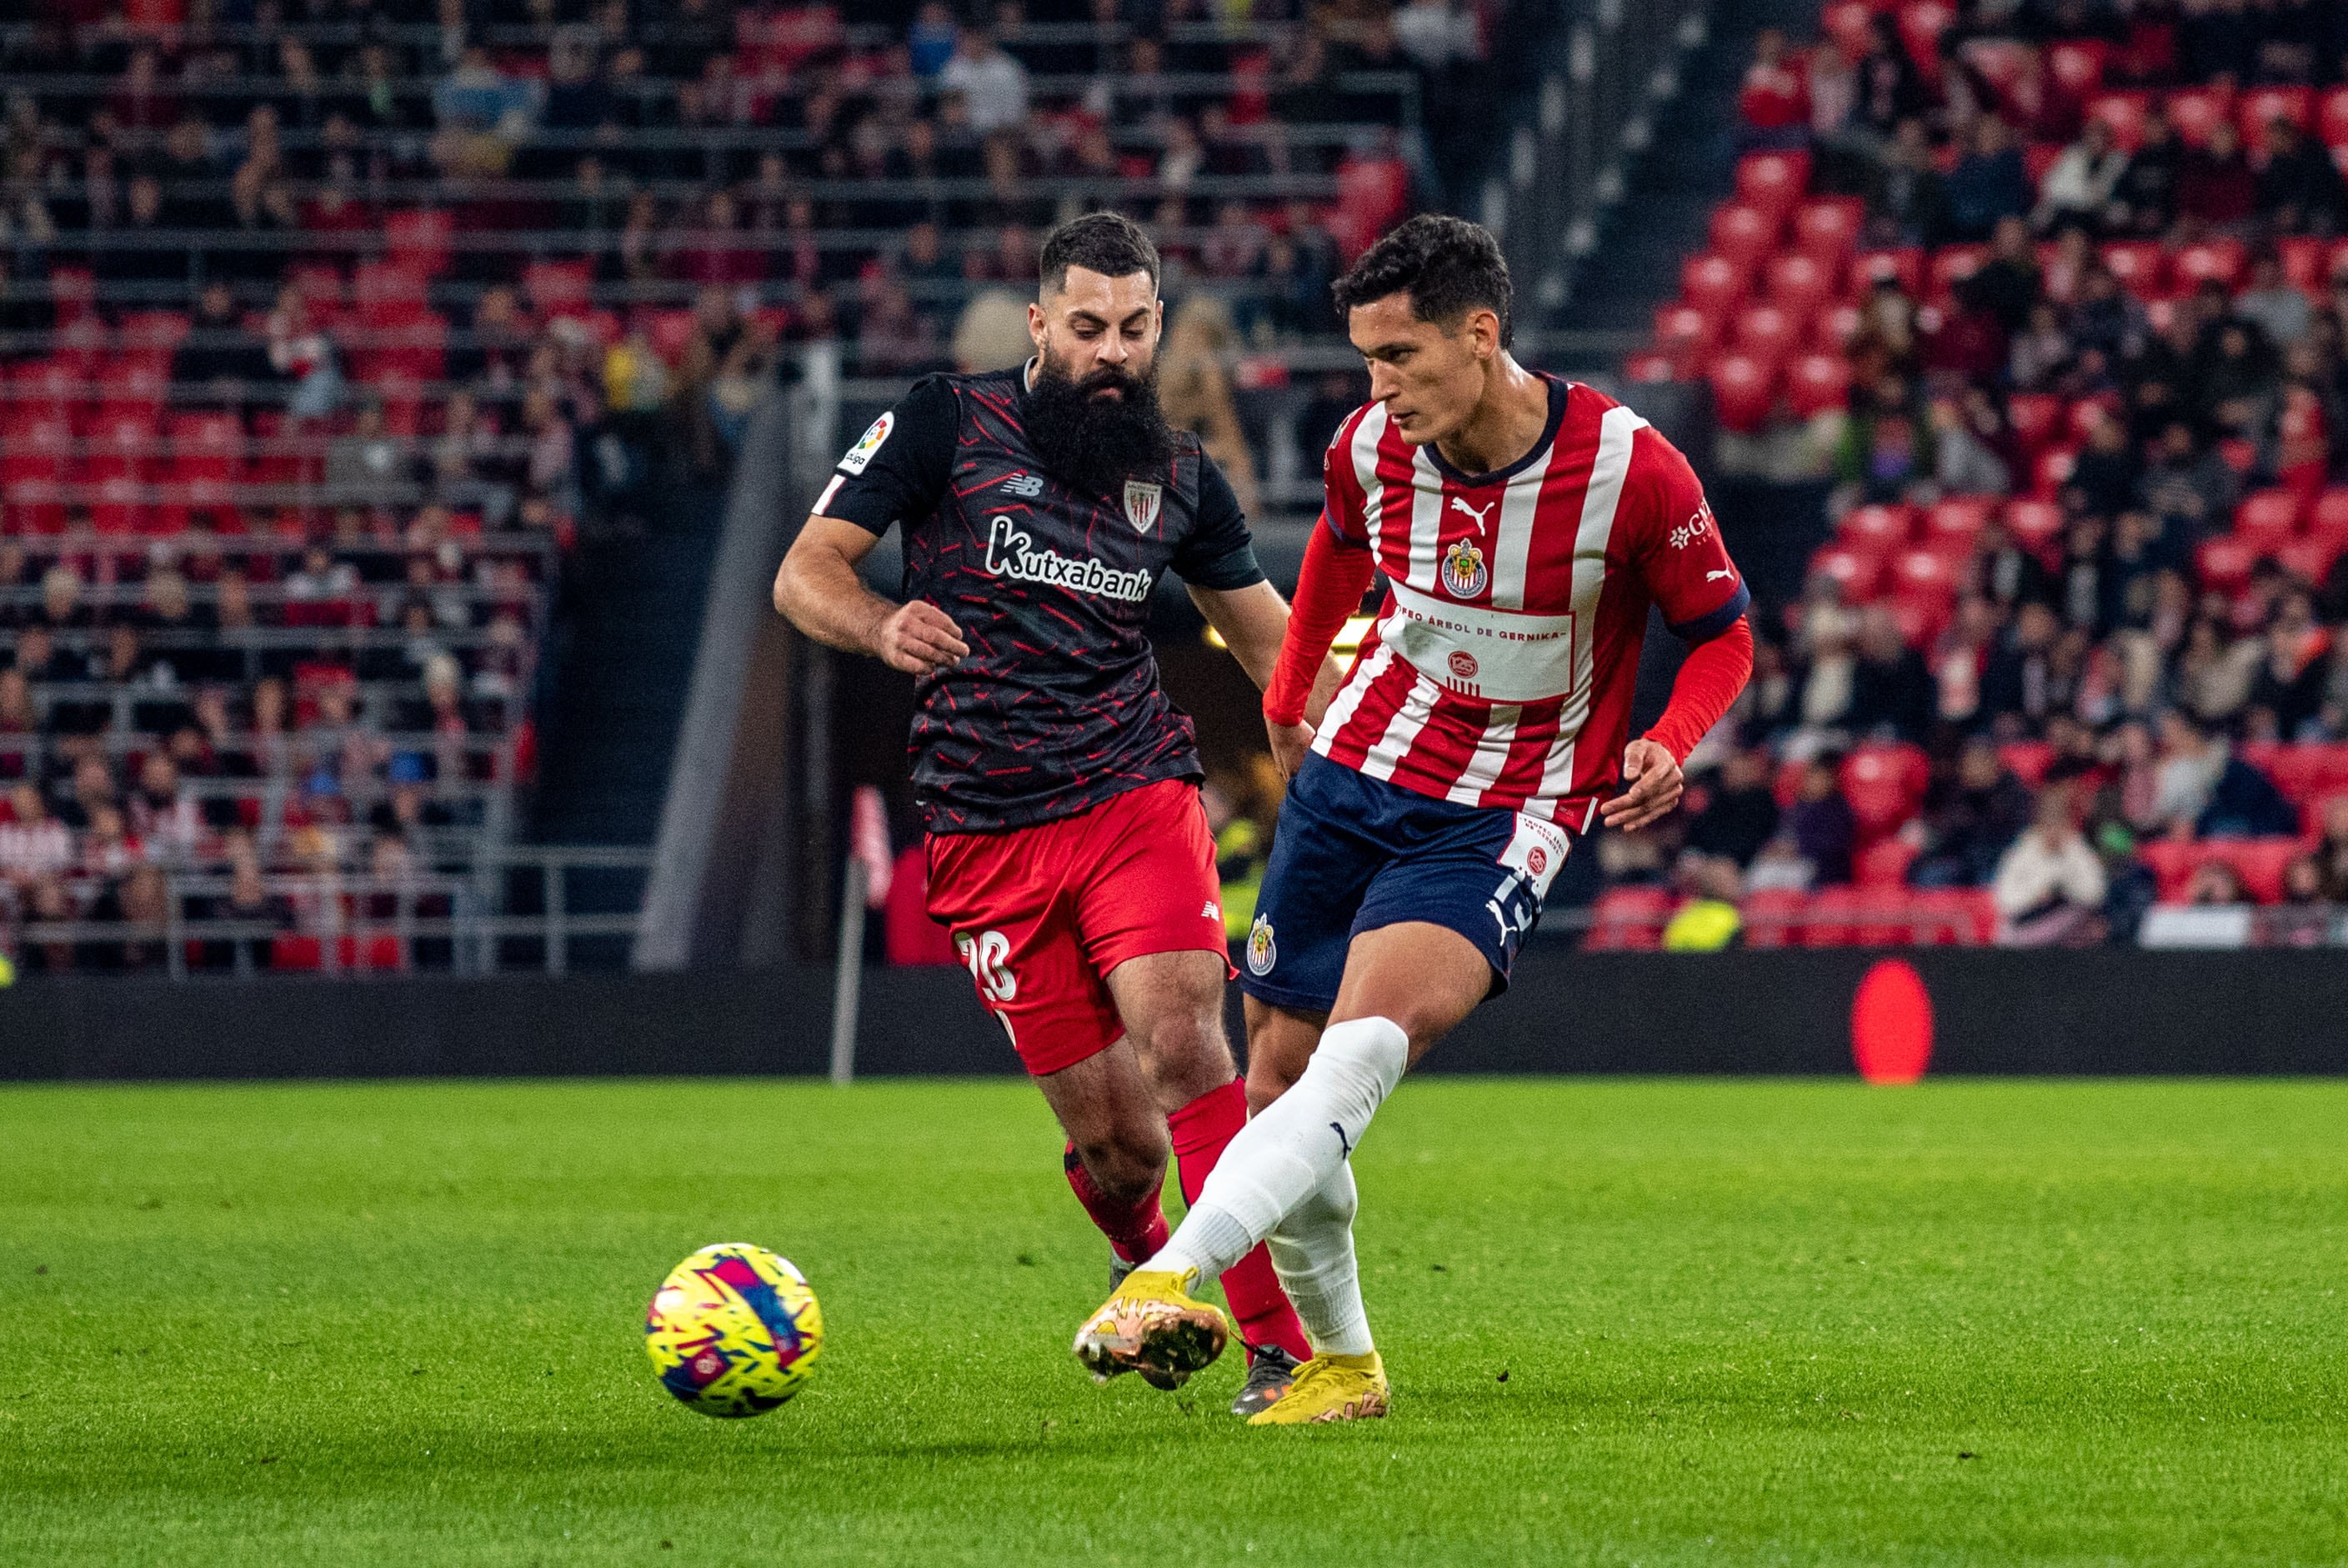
[1707,569,1735,582]
[1330,1121,1354,1159]
[999,472,1044,497]
[1448,494,1494,528]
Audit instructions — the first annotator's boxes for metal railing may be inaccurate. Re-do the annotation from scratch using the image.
[0,844,653,979]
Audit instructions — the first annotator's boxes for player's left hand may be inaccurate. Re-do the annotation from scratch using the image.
[1600,739,1684,833]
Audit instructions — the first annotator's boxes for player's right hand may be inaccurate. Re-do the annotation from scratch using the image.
[875,599,968,674]
[1266,718,1315,782]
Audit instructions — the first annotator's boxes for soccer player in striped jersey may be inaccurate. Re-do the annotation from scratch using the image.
[1074,216,1754,1422]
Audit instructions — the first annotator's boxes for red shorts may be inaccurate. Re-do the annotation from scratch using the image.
[924,778,1233,1076]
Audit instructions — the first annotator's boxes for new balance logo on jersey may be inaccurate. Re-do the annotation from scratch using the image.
[980,515,1153,603]
[999,472,1044,497]
[1448,494,1494,529]
[1201,900,1220,921]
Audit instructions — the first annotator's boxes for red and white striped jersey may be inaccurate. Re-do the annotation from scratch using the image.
[1312,374,1748,828]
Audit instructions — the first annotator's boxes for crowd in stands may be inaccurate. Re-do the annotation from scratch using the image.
[1610,0,2348,948]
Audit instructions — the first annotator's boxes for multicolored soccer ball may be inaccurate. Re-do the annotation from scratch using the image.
[643,1243,824,1417]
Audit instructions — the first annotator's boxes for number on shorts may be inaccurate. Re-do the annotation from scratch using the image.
[954,929,1018,1003]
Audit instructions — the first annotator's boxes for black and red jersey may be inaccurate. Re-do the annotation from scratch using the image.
[814,364,1264,834]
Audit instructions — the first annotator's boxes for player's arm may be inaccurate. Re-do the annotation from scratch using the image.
[1600,431,1755,834]
[771,380,966,675]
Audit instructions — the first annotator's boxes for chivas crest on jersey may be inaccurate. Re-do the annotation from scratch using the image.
[1441,536,1488,598]
[1123,480,1164,534]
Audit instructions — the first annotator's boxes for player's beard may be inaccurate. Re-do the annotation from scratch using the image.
[1024,348,1177,500]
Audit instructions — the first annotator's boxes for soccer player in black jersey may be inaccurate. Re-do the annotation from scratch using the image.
[773,213,1339,1415]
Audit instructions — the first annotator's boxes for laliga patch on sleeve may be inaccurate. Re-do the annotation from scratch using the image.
[1499,813,1570,899]
[839,410,894,475]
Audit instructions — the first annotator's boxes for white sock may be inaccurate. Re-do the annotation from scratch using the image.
[1146,1015,1408,1284]
[1269,1155,1374,1356]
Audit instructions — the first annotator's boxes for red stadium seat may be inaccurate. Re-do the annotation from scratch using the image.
[2165,85,2231,148]
[1839,503,1916,552]
[2024,140,2065,190]
[1585,887,1672,950]
[1999,741,2055,787]
[2279,236,2325,290]
[1923,496,1993,552]
[1708,353,1779,435]
[1735,151,1812,217]
[523,259,594,319]
[1812,301,1862,350]
[1840,743,1930,844]
[2004,393,2064,458]
[86,412,159,482]
[1709,203,1780,268]
[384,208,454,278]
[1655,301,1725,362]
[1852,248,1925,298]
[1680,252,1749,316]
[2005,498,2066,554]
[1896,0,1954,74]
[1855,835,1920,889]
[2087,90,2153,152]
[2307,488,2348,544]
[1742,888,1805,949]
[1785,353,1853,418]
[2205,838,2305,904]
[1765,251,1836,317]
[1927,243,1988,300]
[2234,488,2302,554]
[1810,542,1884,599]
[48,267,96,323]
[2321,87,2348,150]
[1890,548,1960,609]
[1733,303,1805,361]
[1793,198,1865,263]
[2239,85,2315,142]
[2046,39,2107,100]
[2099,240,2167,298]
[1800,885,1861,947]
[2276,536,2343,587]
[2172,239,2247,293]
[1624,350,1682,385]
[2196,535,2258,592]
[2032,446,2079,498]
[1820,0,1873,54]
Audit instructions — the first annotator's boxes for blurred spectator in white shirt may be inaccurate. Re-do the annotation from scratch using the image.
[941,27,1028,135]
[1995,778,2108,944]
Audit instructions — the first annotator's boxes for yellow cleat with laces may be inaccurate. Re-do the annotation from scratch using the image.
[1244,1351,1389,1425]
[1072,1266,1230,1390]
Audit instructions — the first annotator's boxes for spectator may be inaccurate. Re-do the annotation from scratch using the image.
[2033,116,2127,235]
[0,782,70,884]
[1736,28,1809,148]
[2106,111,2181,238]
[2176,120,2257,232]
[1158,298,1260,517]
[1684,745,1781,869]
[1869,118,1950,247]
[2137,421,2236,545]
[2182,859,2252,906]
[324,402,416,502]
[1993,777,2107,944]
[170,281,275,409]
[1913,736,2037,887]
[1846,604,1935,742]
[941,25,1029,136]
[2151,710,2300,837]
[1944,115,2030,242]
[2253,117,2345,235]
[1981,602,2065,732]
[1970,215,2044,335]
[1786,754,1858,885]
[2235,248,2315,348]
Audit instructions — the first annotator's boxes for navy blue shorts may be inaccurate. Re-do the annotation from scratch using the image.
[1238,753,1575,1014]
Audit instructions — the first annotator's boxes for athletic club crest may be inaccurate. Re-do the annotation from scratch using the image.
[1245,914,1276,976]
[1442,536,1488,598]
[1123,480,1163,534]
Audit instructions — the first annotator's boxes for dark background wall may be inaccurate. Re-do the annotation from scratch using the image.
[5,949,2345,1080]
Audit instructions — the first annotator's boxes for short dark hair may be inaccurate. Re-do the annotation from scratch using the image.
[1330,213,1513,347]
[1039,212,1160,297]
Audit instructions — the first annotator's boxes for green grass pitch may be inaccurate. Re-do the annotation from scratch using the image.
[3,1077,2345,1565]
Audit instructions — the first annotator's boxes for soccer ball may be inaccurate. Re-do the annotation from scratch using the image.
[643,1243,824,1417]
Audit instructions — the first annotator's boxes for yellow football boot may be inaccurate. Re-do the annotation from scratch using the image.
[1245,1351,1388,1425]
[1072,1266,1229,1389]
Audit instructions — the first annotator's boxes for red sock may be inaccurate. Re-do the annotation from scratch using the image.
[1169,1079,1314,1365]
[1063,1142,1170,1263]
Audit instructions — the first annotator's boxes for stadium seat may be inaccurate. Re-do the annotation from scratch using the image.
[1998,741,2055,787]
[2005,393,2064,458]
[1856,836,1920,889]
[1840,743,1930,843]
[1765,252,1836,317]
[1624,350,1681,385]
[2306,488,2348,544]
[2279,235,2326,291]
[1680,253,1749,316]
[1890,548,1959,608]
[1800,885,1861,947]
[1785,353,1853,418]
[2032,446,2079,498]
[2239,85,2314,141]
[1735,151,1812,217]
[2165,85,2231,147]
[523,260,594,320]
[1839,503,1916,552]
[1927,244,1988,300]
[1924,497,1993,552]
[1811,301,1862,350]
[2172,240,2247,293]
[1810,542,1884,599]
[1741,888,1805,949]
[2276,536,2342,587]
[1655,301,1725,363]
[2099,241,2167,298]
[384,208,454,278]
[1895,0,1954,74]
[1733,303,1804,362]
[2206,838,2305,904]
[1709,203,1781,268]
[2005,498,2067,555]
[1792,198,1864,263]
[2235,488,2303,554]
[2045,38,2107,99]
[2195,536,2258,592]
[2087,90,2153,151]
[1586,887,1672,950]
[1708,354,1779,435]
[2321,87,2348,150]
[1852,248,1924,297]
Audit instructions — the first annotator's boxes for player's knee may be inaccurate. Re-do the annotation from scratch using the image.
[1078,1125,1168,1206]
[1135,1009,1235,1103]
